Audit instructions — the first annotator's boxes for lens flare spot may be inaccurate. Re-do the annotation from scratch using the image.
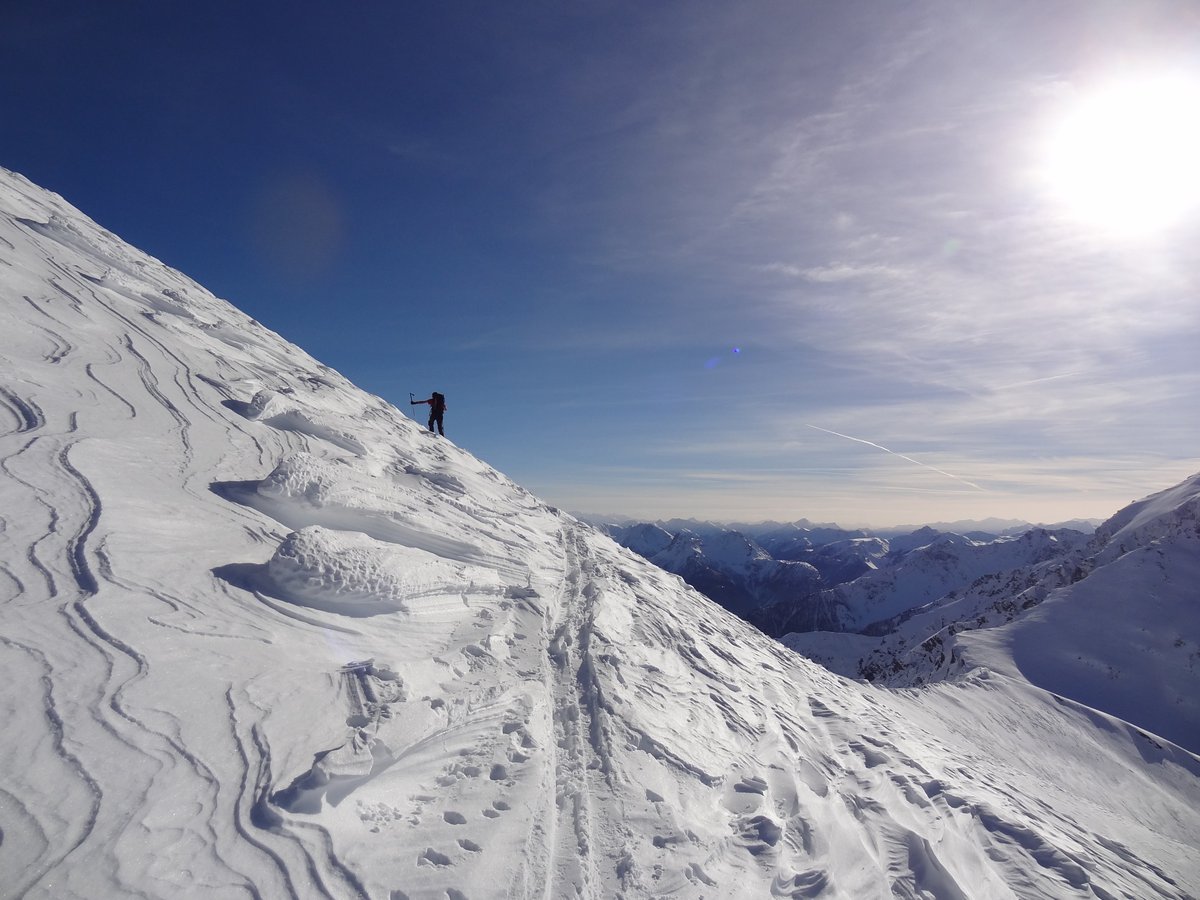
[1041,72,1200,236]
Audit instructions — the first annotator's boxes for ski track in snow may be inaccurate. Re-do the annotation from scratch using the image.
[2,166,1199,899]
[542,526,605,897]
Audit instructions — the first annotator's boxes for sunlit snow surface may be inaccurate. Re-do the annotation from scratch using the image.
[1,166,1198,899]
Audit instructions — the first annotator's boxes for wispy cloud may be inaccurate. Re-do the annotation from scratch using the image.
[512,4,1200,524]
[760,261,910,283]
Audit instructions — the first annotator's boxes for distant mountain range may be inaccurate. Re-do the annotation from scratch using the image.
[588,513,1098,538]
[599,516,1098,638]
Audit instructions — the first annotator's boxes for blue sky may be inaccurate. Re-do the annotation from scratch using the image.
[4,1,1198,526]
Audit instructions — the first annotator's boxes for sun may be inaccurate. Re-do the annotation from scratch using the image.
[1041,73,1200,236]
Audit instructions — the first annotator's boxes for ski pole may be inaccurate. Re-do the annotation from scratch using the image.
[409,392,416,405]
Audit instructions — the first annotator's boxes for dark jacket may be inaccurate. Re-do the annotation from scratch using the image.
[415,393,446,415]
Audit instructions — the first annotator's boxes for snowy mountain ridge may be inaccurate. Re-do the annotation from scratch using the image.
[1092,473,1200,566]
[784,473,1200,754]
[3,165,1199,899]
[824,527,1093,633]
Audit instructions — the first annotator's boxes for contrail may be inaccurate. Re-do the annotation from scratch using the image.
[805,424,986,491]
[992,371,1080,391]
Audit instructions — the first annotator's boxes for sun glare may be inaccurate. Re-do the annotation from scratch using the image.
[1042,73,1200,236]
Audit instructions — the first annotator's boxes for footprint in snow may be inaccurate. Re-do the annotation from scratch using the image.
[481,799,509,819]
[417,847,452,868]
[685,862,718,887]
[503,720,538,750]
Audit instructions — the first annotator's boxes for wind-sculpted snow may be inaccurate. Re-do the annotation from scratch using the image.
[3,162,1200,899]
[264,526,502,616]
[245,390,370,457]
[254,452,486,557]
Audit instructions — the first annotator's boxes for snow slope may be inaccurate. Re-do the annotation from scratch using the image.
[785,475,1200,756]
[3,165,1199,899]
[960,474,1200,755]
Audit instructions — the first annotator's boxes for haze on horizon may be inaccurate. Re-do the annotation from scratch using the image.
[3,1,1198,527]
